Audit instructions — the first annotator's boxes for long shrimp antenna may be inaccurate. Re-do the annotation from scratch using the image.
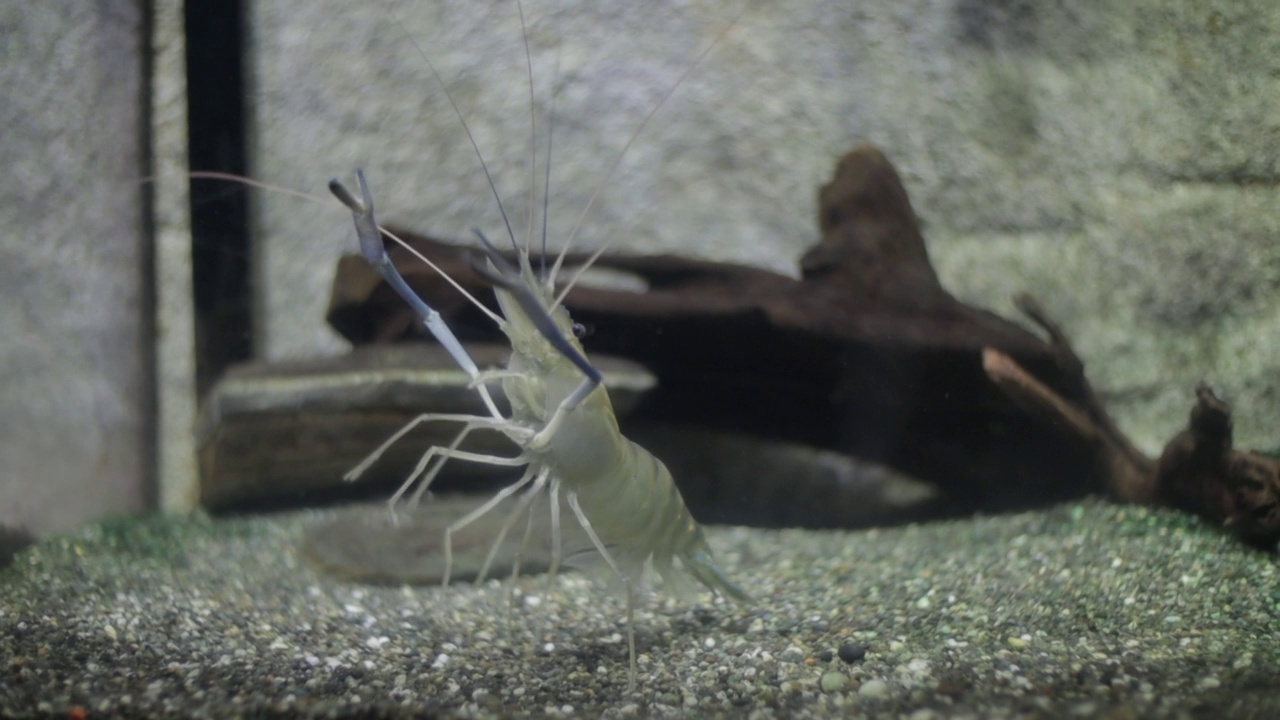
[393,10,521,256]
[548,10,744,305]
[189,167,499,325]
[379,228,504,326]
[188,171,331,206]
[188,171,503,326]
[539,59,559,285]
[329,171,503,420]
[518,0,538,268]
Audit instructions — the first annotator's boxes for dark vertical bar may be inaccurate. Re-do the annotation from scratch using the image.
[138,0,159,510]
[185,0,252,393]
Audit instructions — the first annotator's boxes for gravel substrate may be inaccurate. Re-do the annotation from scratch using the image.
[2,497,1278,718]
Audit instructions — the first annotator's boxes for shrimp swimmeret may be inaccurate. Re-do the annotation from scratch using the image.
[326,3,751,692]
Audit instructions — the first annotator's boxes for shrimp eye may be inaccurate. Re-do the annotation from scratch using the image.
[572,322,592,339]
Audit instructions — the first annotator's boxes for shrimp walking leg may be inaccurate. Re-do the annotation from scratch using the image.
[567,491,637,691]
[397,419,533,508]
[474,465,552,583]
[546,479,562,583]
[442,464,546,586]
[399,425,475,510]
[344,414,529,482]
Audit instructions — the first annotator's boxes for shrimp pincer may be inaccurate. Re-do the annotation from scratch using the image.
[328,171,750,690]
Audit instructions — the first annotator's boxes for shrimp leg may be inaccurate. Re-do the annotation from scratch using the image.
[344,414,529,483]
[390,438,527,511]
[396,418,534,508]
[442,465,547,586]
[474,464,553,583]
[566,490,637,691]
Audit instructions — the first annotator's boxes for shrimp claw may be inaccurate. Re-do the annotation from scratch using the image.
[329,173,490,391]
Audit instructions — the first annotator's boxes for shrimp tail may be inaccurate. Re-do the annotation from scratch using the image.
[679,541,753,605]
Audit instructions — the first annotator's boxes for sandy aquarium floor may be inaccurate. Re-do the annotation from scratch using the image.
[2,497,1278,719]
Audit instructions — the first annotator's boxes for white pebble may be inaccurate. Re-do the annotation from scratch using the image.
[858,678,890,699]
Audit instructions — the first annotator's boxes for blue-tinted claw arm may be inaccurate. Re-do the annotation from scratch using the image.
[329,171,501,418]
[328,170,436,322]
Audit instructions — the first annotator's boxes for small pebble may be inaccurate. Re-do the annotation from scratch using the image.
[838,643,866,663]
[858,678,890,699]
[820,671,848,693]
[818,649,834,662]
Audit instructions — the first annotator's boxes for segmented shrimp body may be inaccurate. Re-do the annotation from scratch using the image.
[328,169,748,691]
[490,249,748,603]
[324,2,747,691]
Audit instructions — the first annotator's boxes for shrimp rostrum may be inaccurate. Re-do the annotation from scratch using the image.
[327,171,750,689]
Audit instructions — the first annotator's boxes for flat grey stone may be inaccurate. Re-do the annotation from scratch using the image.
[197,344,655,509]
[300,431,938,586]
[631,425,939,528]
[301,497,595,586]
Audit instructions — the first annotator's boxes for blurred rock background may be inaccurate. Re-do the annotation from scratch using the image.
[2,0,1275,537]
[0,1,150,537]
[251,0,1279,456]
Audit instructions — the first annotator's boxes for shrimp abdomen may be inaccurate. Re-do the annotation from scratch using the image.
[570,436,751,604]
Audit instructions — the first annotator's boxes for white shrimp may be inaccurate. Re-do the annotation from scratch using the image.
[326,2,749,691]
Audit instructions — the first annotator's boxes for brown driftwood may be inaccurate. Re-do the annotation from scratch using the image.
[980,295,1156,505]
[1153,386,1280,547]
[984,343,1280,548]
[978,286,1279,548]
[324,142,1280,546]
[327,144,1113,517]
[195,344,656,511]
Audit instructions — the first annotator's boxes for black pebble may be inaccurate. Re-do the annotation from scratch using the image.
[818,650,834,663]
[837,643,866,663]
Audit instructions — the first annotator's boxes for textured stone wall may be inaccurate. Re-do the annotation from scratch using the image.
[249,0,1278,453]
[0,1,149,535]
